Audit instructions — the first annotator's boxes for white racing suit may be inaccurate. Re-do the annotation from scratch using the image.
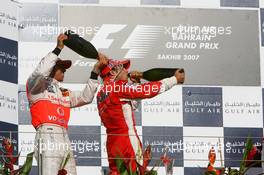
[26,48,99,175]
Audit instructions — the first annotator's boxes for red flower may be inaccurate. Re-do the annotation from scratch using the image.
[208,147,216,165]
[245,146,258,166]
[247,146,257,160]
[143,145,151,169]
[207,164,222,175]
[216,169,222,175]
[206,147,222,175]
[160,155,171,166]
[58,169,67,175]
[1,138,18,171]
[207,164,215,171]
[138,145,152,175]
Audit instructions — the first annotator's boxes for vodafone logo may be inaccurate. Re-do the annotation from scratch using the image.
[57,107,65,117]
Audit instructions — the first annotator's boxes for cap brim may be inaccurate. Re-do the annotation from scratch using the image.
[56,60,72,69]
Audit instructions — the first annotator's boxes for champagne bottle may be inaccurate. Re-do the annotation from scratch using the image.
[129,68,184,81]
[63,30,98,59]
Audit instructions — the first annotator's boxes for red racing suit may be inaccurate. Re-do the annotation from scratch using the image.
[26,50,99,129]
[97,77,177,174]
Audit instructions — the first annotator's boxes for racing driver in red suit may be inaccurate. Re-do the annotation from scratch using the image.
[97,59,185,175]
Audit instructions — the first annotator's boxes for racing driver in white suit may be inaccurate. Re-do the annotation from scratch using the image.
[26,34,107,175]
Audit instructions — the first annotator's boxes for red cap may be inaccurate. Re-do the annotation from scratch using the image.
[100,59,130,82]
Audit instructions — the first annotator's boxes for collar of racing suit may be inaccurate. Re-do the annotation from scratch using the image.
[104,79,128,85]
[116,79,128,84]
[52,78,60,85]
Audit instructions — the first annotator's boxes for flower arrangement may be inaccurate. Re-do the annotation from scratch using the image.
[0,138,33,175]
[1,136,262,175]
[115,145,175,175]
[204,137,262,175]
[0,137,71,175]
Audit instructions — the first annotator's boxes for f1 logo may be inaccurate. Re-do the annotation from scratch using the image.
[91,24,127,49]
[91,24,163,58]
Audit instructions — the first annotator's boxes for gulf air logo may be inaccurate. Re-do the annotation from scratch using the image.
[91,24,163,58]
